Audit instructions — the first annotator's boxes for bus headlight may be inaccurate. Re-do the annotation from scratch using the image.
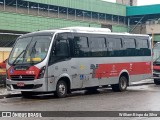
[38,66,46,79]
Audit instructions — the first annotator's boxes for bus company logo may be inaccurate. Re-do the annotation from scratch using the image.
[10,68,14,74]
[19,75,23,79]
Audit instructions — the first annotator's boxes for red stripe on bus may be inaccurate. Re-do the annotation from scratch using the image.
[94,62,151,78]
[7,66,40,79]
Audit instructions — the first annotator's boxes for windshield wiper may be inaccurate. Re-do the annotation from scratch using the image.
[29,41,37,65]
[12,50,25,65]
[12,43,30,65]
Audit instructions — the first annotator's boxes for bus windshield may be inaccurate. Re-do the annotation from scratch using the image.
[8,35,52,65]
[153,43,160,62]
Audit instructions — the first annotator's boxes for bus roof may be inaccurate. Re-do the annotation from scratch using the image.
[20,27,150,38]
[60,27,111,33]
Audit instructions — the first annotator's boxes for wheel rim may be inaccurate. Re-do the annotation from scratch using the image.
[120,77,127,90]
[58,83,66,95]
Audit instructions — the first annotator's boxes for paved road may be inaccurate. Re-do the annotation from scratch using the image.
[0,83,160,120]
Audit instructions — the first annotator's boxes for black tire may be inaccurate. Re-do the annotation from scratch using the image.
[55,80,68,98]
[154,79,160,85]
[111,76,128,92]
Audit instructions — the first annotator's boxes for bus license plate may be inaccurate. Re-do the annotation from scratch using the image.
[17,82,24,87]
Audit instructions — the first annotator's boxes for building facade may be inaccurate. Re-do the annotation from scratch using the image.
[116,0,137,6]
[0,0,160,62]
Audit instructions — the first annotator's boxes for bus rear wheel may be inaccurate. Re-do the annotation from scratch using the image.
[154,79,160,85]
[111,76,128,92]
[55,80,68,98]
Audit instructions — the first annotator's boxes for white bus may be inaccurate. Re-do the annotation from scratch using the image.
[6,27,152,98]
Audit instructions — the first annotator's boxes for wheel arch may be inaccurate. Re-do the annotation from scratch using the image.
[56,73,72,93]
[119,70,129,86]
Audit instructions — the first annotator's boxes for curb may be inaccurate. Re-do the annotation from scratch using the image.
[131,79,154,86]
[0,93,22,99]
[131,82,154,87]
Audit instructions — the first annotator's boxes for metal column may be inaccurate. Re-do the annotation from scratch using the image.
[3,0,5,11]
[27,2,29,14]
[128,17,130,32]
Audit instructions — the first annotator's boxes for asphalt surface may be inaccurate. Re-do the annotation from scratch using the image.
[0,80,160,120]
[1,84,160,111]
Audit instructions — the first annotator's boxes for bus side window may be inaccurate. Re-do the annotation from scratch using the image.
[123,38,136,56]
[55,39,69,57]
[136,39,150,56]
[74,36,89,57]
[107,37,122,57]
[89,37,106,57]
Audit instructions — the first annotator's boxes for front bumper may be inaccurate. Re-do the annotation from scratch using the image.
[6,78,47,92]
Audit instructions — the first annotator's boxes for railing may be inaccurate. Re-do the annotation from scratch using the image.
[0,5,125,26]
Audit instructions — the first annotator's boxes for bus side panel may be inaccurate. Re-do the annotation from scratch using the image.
[47,58,83,91]
[129,74,152,84]
[79,57,152,87]
[76,58,99,88]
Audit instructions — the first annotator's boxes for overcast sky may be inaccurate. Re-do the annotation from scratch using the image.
[102,0,160,6]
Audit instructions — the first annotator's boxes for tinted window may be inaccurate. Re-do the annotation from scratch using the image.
[89,37,106,57]
[56,39,69,57]
[136,39,150,56]
[108,38,122,51]
[74,36,89,57]
[137,39,148,48]
[123,38,136,56]
[123,38,136,48]
[49,33,69,65]
[107,37,122,57]
[89,37,106,49]
[76,36,88,48]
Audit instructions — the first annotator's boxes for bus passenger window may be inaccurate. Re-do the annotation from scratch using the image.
[138,39,150,56]
[74,36,89,57]
[107,38,122,56]
[123,38,136,56]
[55,40,69,57]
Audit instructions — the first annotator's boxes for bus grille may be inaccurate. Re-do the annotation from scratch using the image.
[154,70,160,73]
[10,75,35,81]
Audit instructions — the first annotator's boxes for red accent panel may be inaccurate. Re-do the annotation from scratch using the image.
[94,62,151,78]
[7,66,40,80]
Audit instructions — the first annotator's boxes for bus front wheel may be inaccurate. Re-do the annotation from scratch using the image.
[111,76,128,92]
[55,80,68,98]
